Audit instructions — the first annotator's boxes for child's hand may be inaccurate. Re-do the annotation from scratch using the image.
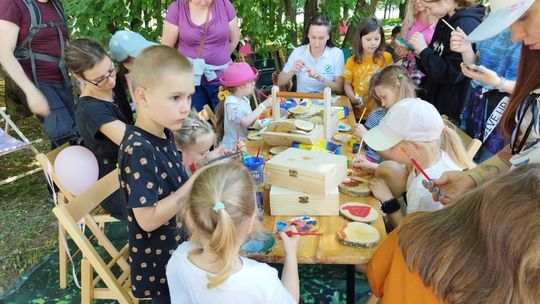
[291,60,305,73]
[280,225,300,257]
[353,123,368,138]
[409,32,428,55]
[262,97,273,108]
[394,45,409,59]
[207,144,226,162]
[449,27,472,54]
[352,154,378,176]
[369,177,394,202]
[352,95,363,108]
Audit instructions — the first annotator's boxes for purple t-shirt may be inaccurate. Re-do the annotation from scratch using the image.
[0,0,68,84]
[165,0,236,82]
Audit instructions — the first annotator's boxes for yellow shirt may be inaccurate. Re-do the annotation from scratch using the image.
[366,231,444,304]
[343,52,392,117]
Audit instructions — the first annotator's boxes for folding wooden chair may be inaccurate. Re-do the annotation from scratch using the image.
[198,104,217,127]
[0,107,43,185]
[36,144,119,289]
[52,170,137,304]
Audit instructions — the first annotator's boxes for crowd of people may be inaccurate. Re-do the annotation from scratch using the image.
[0,0,539,303]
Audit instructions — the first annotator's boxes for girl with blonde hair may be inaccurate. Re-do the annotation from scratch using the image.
[366,164,540,304]
[166,162,300,303]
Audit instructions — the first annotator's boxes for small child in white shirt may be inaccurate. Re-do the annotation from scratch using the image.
[216,62,272,150]
[166,162,300,304]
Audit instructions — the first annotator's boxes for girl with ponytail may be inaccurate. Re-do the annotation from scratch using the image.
[166,162,300,303]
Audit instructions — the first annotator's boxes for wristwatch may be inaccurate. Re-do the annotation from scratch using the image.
[381,198,401,214]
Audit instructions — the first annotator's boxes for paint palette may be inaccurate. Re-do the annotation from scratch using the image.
[338,176,372,197]
[240,231,276,256]
[339,202,379,223]
[337,222,380,248]
[287,216,319,232]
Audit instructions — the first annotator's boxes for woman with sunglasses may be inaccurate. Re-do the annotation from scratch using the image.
[63,38,129,220]
[426,0,540,205]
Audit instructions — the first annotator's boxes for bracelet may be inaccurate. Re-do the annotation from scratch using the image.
[496,77,506,92]
[381,198,401,214]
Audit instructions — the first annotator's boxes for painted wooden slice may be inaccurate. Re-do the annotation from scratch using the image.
[288,105,309,115]
[337,222,380,248]
[293,119,315,132]
[266,120,295,133]
[333,133,352,143]
[339,202,379,223]
[287,216,319,232]
[247,132,263,141]
[338,123,351,132]
[240,231,276,256]
[269,146,289,155]
[338,176,372,197]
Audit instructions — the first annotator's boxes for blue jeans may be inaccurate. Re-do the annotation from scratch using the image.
[36,81,78,149]
[192,84,220,112]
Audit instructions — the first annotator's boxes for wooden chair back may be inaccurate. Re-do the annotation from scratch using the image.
[52,171,136,304]
[198,104,217,127]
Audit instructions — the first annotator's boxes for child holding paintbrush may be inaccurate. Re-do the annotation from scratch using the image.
[361,98,474,227]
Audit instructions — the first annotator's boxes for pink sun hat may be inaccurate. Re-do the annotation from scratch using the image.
[220,62,258,87]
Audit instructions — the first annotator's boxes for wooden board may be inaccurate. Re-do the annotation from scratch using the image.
[270,185,339,216]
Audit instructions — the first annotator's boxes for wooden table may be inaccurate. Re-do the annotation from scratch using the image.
[245,96,386,303]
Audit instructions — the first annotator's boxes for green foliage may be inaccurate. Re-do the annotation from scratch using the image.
[63,0,167,46]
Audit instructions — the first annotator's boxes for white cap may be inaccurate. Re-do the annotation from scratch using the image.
[467,0,534,43]
[363,98,444,151]
[109,30,157,63]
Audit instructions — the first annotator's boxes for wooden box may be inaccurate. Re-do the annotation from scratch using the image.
[264,148,347,195]
[262,124,323,146]
[270,185,339,216]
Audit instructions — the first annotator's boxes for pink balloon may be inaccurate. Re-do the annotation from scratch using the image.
[54,146,99,196]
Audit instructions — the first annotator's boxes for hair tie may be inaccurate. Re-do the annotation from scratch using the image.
[213,201,225,212]
[397,74,404,80]
[218,86,231,101]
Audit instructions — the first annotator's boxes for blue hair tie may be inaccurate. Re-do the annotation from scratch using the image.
[213,201,225,212]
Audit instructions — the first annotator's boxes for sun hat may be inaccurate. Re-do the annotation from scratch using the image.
[109,30,157,63]
[467,0,535,43]
[219,62,258,87]
[363,98,444,152]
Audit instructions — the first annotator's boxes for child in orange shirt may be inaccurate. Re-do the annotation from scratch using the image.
[365,164,540,304]
[343,17,393,120]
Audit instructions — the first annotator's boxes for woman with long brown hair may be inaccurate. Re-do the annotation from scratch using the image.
[367,164,540,304]
[428,0,540,205]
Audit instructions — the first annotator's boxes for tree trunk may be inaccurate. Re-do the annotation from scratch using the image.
[302,0,318,46]
[399,0,407,20]
[283,0,299,46]
[342,0,380,48]
[384,1,389,19]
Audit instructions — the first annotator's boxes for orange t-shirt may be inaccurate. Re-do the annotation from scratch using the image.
[366,231,444,304]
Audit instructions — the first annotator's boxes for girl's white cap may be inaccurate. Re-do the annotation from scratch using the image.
[363,98,444,152]
[467,0,535,43]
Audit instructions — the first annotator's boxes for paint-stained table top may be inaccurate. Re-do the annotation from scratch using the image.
[244,96,387,265]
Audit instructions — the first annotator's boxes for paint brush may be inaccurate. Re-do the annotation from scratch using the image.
[399,147,431,180]
[256,146,261,159]
[441,19,456,32]
[358,107,367,123]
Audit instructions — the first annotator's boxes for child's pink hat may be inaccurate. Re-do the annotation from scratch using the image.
[220,62,258,87]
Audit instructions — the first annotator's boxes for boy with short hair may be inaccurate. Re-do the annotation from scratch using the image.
[118,45,195,303]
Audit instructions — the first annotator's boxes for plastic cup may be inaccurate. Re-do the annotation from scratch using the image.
[243,156,265,185]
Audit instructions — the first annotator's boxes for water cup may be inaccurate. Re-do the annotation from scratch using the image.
[243,156,265,185]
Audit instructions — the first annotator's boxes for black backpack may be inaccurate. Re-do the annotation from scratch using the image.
[14,0,69,84]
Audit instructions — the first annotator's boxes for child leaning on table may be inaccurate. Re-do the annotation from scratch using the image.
[173,110,226,175]
[215,62,272,151]
[352,65,416,174]
[365,164,540,304]
[117,45,195,303]
[166,162,300,303]
[361,98,474,227]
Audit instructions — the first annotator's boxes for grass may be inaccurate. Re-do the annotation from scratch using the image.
[0,75,56,296]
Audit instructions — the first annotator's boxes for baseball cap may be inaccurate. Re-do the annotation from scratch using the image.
[109,30,157,63]
[467,0,534,43]
[363,98,444,151]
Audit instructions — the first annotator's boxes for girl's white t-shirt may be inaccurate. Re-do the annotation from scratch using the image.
[406,151,461,214]
[222,95,252,150]
[166,241,296,304]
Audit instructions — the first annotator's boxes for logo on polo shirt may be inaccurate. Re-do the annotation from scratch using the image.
[323,64,333,74]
